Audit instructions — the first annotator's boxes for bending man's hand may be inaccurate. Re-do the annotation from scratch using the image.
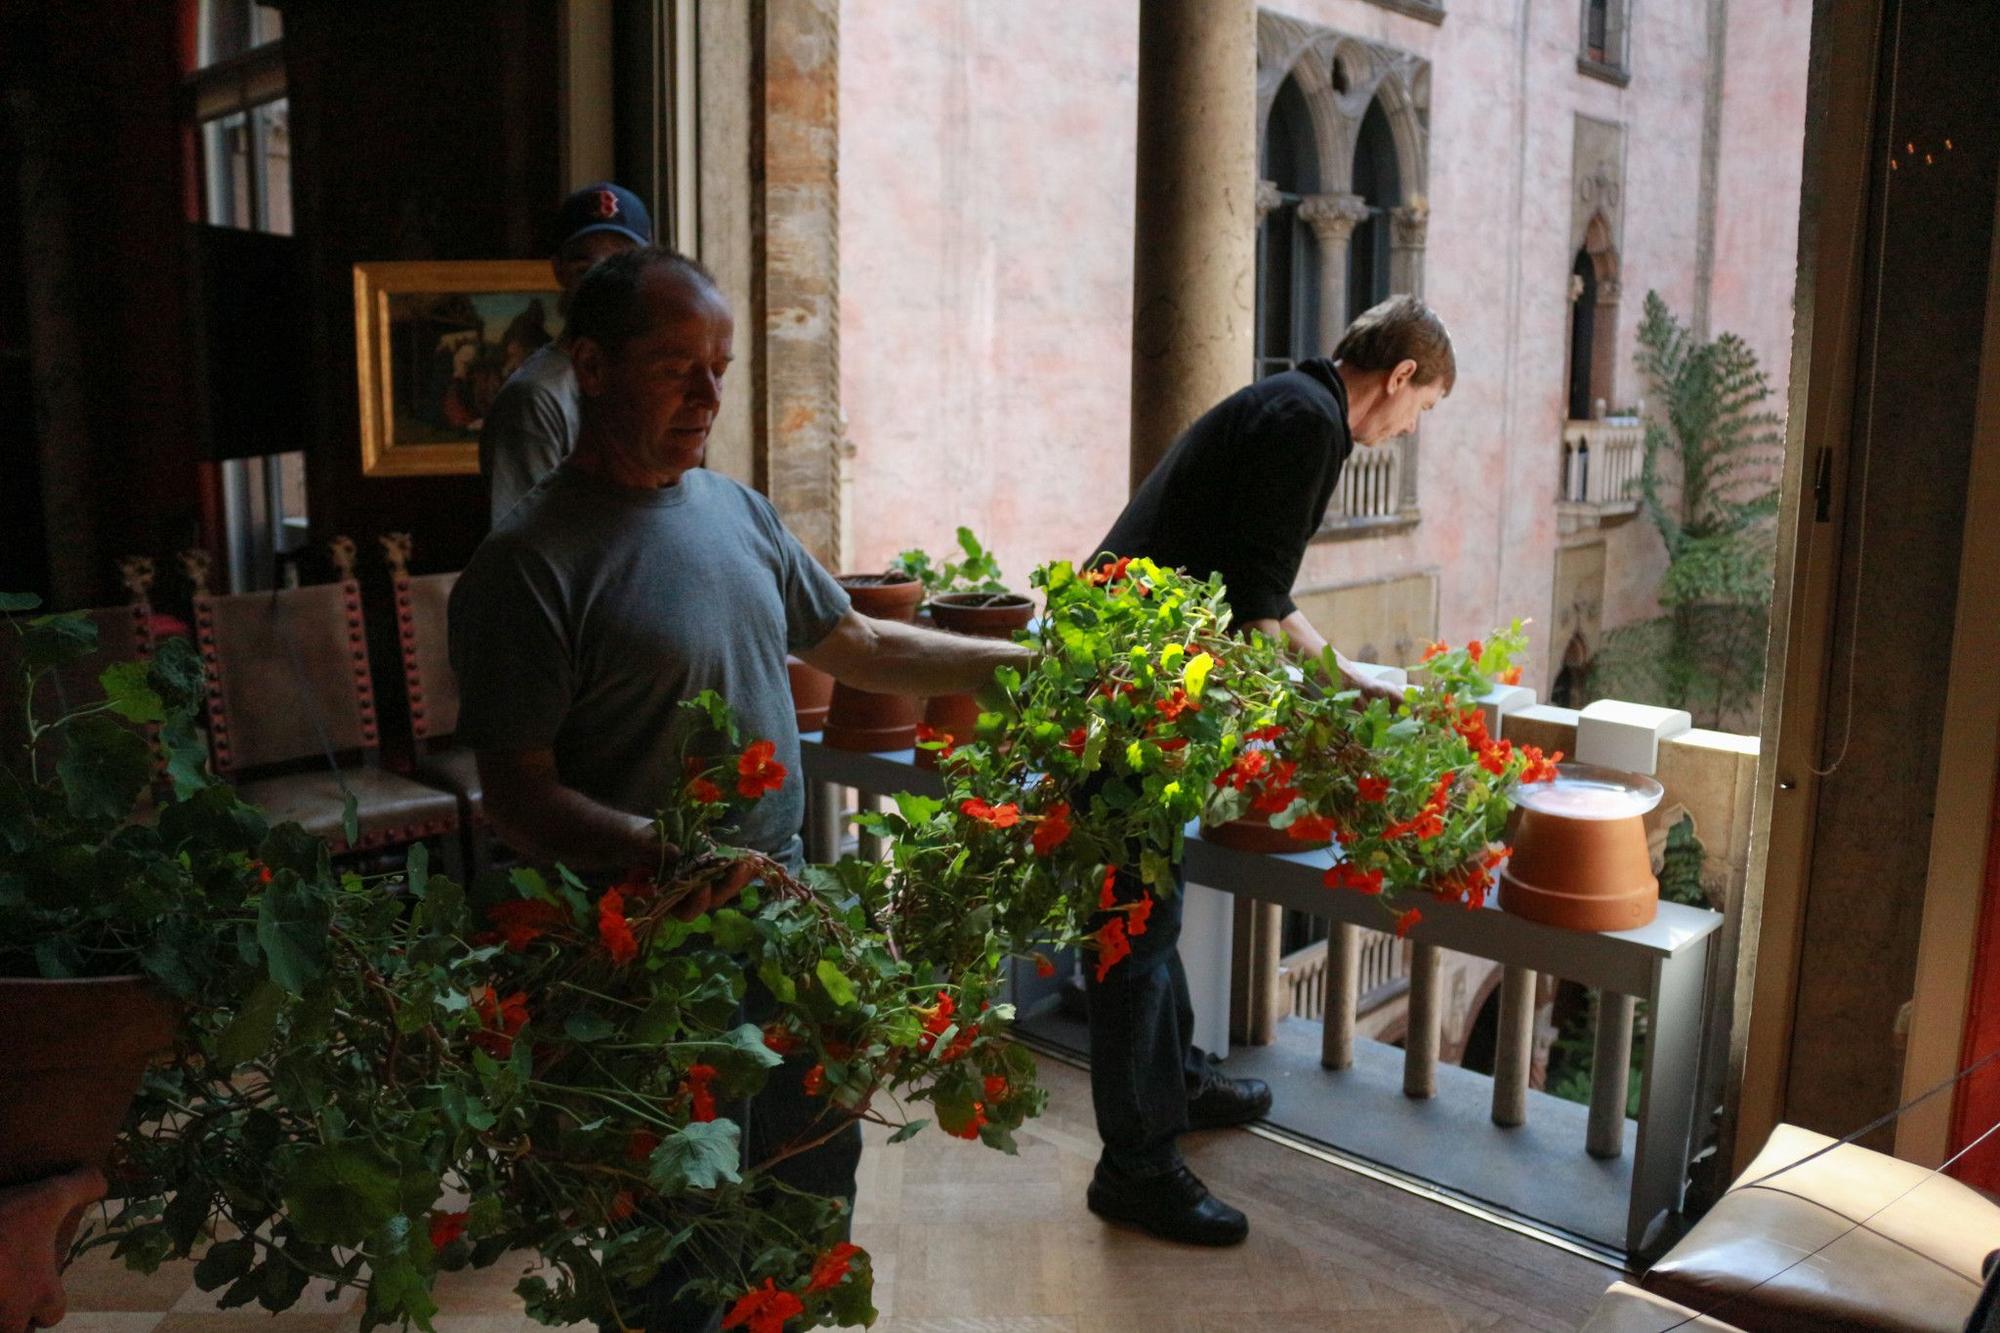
[0,1166,105,1332]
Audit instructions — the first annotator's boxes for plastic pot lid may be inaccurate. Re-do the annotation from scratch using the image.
[1511,761,1664,820]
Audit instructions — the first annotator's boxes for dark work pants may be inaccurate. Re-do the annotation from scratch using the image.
[1084,858,1211,1178]
[610,983,864,1333]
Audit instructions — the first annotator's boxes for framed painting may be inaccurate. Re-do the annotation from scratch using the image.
[353,259,563,477]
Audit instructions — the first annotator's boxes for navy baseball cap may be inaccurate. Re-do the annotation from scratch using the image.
[555,182,653,250]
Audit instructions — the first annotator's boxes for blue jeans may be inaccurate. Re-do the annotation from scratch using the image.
[1084,858,1211,1177]
[609,983,864,1332]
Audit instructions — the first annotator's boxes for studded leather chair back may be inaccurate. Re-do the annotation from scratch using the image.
[193,581,379,775]
[396,571,460,745]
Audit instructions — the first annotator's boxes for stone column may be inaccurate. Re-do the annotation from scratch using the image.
[1129,0,1258,491]
[1390,201,1429,298]
[1298,192,1369,355]
[1255,178,1282,223]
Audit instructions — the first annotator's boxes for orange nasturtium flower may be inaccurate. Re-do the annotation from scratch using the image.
[1288,813,1337,843]
[1465,639,1484,664]
[1356,775,1390,804]
[736,739,787,799]
[761,1022,801,1056]
[684,1063,720,1123]
[1095,917,1132,981]
[1126,892,1154,937]
[1499,665,1524,686]
[1035,954,1057,978]
[1421,640,1449,662]
[984,1075,1011,1104]
[802,1064,827,1097]
[597,886,641,965]
[722,1278,805,1333]
[805,1241,864,1295]
[914,722,957,758]
[1324,863,1385,895]
[1395,907,1424,939]
[485,898,565,952]
[470,988,529,1058]
[948,1102,989,1140]
[428,1210,469,1251]
[960,798,1020,829]
[1030,802,1073,856]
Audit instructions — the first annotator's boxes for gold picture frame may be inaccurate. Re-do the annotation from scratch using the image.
[353,259,563,478]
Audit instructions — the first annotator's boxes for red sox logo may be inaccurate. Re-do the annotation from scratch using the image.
[593,189,620,219]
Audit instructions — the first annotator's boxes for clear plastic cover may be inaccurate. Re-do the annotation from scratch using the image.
[1510,761,1664,820]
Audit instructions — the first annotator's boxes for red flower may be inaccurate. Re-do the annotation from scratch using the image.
[1521,745,1562,784]
[626,1128,661,1162]
[597,886,641,965]
[1395,908,1424,939]
[1288,813,1337,843]
[1155,736,1190,752]
[1455,707,1491,750]
[984,1075,1011,1103]
[1095,917,1132,981]
[723,1278,805,1333]
[470,987,530,1058]
[916,991,957,1054]
[428,1210,468,1251]
[1035,954,1057,978]
[915,722,957,758]
[1214,749,1269,792]
[1156,688,1197,721]
[1324,863,1385,895]
[1246,724,1287,742]
[1465,639,1483,663]
[762,1022,800,1056]
[685,1063,719,1123]
[1357,775,1390,803]
[1087,556,1133,586]
[960,798,1021,829]
[1479,738,1515,776]
[1421,640,1449,663]
[1499,665,1523,686]
[485,898,564,952]
[251,860,274,886]
[1062,726,1089,756]
[802,1064,826,1096]
[942,1026,977,1062]
[1099,864,1119,910]
[1031,802,1073,856]
[736,739,787,800]
[690,775,723,803]
[805,1241,864,1295]
[948,1102,989,1140]
[1126,893,1154,937]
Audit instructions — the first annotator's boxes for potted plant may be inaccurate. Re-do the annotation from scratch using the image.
[0,595,237,1188]
[820,571,926,752]
[886,528,1036,768]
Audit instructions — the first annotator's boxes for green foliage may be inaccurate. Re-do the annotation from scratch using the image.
[888,526,1008,597]
[1659,814,1709,908]
[1591,292,1782,728]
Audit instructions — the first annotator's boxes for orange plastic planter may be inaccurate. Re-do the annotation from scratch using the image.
[1498,763,1663,933]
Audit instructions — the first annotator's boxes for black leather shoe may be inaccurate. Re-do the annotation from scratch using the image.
[1086,1163,1249,1246]
[1185,1066,1272,1131]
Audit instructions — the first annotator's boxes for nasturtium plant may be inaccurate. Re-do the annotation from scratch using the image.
[887,525,1009,597]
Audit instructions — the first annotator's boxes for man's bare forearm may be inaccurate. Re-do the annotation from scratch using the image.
[803,615,1033,696]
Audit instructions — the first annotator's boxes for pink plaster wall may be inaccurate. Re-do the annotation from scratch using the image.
[838,0,1807,686]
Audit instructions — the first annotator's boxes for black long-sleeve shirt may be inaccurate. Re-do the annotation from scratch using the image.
[1092,359,1354,625]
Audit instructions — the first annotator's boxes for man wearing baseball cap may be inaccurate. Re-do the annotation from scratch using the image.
[479,181,654,522]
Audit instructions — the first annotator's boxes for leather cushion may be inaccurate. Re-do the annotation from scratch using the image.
[1582,1281,1745,1332]
[197,583,374,771]
[236,766,459,851]
[1643,1124,1999,1332]
[414,747,482,812]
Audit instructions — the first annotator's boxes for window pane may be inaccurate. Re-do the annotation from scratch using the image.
[254,100,291,235]
[199,0,281,67]
[202,112,252,229]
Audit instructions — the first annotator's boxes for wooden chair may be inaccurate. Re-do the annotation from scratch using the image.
[1,560,157,784]
[380,533,495,873]
[186,542,460,865]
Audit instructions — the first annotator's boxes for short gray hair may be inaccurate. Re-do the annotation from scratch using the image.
[1334,296,1456,393]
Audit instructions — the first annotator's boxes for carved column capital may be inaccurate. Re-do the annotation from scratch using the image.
[1255,178,1283,222]
[1297,192,1370,245]
[1390,201,1430,249]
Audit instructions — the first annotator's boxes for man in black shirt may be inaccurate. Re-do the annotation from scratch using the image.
[1083,296,1457,1246]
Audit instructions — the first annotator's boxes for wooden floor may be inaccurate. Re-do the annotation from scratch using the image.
[59,1056,1615,1331]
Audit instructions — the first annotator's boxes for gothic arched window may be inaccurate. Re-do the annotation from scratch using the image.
[1348,98,1401,325]
[1256,75,1321,379]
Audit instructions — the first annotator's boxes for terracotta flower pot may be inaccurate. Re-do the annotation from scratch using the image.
[1498,763,1663,932]
[916,593,1036,769]
[0,975,177,1188]
[787,654,834,735]
[1202,816,1331,855]
[824,574,926,752]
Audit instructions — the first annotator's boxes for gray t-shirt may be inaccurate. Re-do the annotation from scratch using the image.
[448,464,851,867]
[478,343,580,523]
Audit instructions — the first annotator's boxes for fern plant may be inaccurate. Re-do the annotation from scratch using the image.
[1590,292,1783,729]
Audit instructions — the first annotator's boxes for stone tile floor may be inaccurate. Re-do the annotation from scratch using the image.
[60,1056,1614,1331]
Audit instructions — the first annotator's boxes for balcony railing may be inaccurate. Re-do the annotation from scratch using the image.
[796,688,1749,1261]
[1560,418,1644,510]
[1279,930,1408,1022]
[1331,440,1402,523]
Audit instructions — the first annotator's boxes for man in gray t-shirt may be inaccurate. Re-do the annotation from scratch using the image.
[479,181,653,524]
[450,248,1028,1332]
